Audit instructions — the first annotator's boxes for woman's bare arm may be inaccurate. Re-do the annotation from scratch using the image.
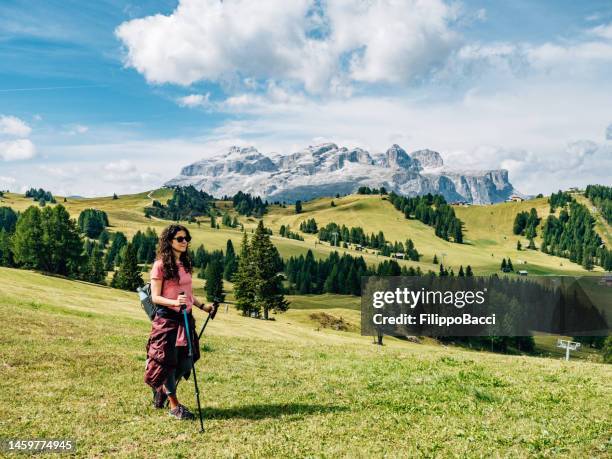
[151,278,181,312]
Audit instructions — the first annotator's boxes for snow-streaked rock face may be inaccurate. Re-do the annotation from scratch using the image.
[165,143,520,204]
[411,149,444,170]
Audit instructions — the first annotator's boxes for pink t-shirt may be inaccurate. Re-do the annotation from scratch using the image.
[150,259,194,313]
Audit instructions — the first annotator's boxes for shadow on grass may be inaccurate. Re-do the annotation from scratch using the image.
[203,403,347,420]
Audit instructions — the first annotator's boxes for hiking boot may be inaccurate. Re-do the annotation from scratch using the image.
[153,388,168,409]
[169,404,195,420]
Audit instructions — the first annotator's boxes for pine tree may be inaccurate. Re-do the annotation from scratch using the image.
[507,258,514,272]
[110,270,119,287]
[98,229,110,247]
[205,259,225,302]
[582,252,594,271]
[194,244,206,269]
[295,200,302,214]
[250,220,289,319]
[527,238,536,250]
[324,265,339,293]
[42,205,84,276]
[516,240,522,251]
[87,243,106,285]
[223,239,238,281]
[0,229,14,267]
[0,206,18,233]
[210,212,216,228]
[112,193,118,200]
[458,265,465,277]
[105,232,127,270]
[234,233,256,316]
[78,208,108,238]
[501,258,507,271]
[114,242,143,291]
[433,254,438,264]
[11,206,44,269]
[466,265,473,276]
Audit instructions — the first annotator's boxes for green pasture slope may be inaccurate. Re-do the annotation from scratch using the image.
[0,267,610,457]
[1,189,600,275]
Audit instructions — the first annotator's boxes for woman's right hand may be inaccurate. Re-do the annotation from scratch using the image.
[175,294,188,307]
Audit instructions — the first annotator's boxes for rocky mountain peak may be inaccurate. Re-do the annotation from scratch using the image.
[166,143,520,204]
[411,149,444,170]
[384,144,415,169]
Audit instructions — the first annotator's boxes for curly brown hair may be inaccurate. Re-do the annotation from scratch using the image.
[156,224,193,280]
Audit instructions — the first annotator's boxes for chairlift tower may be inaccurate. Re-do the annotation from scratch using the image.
[332,231,339,246]
[557,339,581,361]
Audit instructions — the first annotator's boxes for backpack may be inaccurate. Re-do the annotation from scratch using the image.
[137,283,158,321]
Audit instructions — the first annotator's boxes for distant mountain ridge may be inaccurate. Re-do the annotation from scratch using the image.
[165,143,521,204]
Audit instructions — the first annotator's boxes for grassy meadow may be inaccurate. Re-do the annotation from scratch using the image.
[1,189,610,456]
[0,189,600,276]
[0,267,610,458]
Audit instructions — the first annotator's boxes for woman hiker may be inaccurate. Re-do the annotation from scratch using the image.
[144,224,216,420]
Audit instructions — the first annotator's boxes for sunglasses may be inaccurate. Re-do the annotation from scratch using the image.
[173,236,191,243]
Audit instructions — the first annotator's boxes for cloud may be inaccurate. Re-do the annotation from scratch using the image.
[0,176,16,189]
[0,114,37,161]
[102,159,160,184]
[0,115,32,137]
[66,124,89,135]
[588,22,612,40]
[607,123,612,140]
[0,139,36,161]
[116,0,459,93]
[104,159,137,173]
[177,93,211,108]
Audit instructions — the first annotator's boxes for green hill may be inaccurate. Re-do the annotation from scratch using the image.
[1,267,610,457]
[0,189,599,275]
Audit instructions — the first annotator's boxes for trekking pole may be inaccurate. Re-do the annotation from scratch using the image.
[198,298,220,340]
[180,294,204,433]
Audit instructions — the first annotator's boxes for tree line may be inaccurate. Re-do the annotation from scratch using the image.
[541,201,612,271]
[25,187,56,204]
[316,220,420,260]
[231,191,268,217]
[357,186,388,195]
[145,186,215,221]
[0,203,158,291]
[549,190,573,213]
[285,250,443,296]
[387,192,463,243]
[585,184,612,224]
[513,208,540,240]
[299,218,318,233]
[279,225,304,241]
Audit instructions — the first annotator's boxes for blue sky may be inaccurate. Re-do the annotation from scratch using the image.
[1,0,611,196]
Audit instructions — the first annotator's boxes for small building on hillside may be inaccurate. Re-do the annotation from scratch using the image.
[508,195,525,202]
[518,270,528,276]
[391,252,405,259]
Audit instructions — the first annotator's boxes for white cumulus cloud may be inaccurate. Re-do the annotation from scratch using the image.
[177,93,211,108]
[116,0,459,93]
[104,159,137,173]
[0,115,36,161]
[0,115,32,137]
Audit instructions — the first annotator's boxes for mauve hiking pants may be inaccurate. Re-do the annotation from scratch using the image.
[163,345,192,396]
